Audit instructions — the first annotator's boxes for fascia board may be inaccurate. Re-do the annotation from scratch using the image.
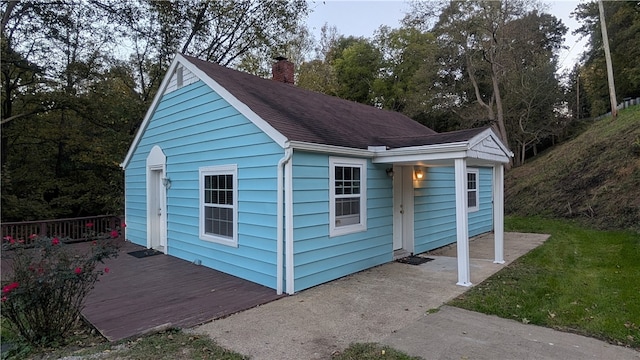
[373,151,468,164]
[376,142,469,156]
[288,141,374,157]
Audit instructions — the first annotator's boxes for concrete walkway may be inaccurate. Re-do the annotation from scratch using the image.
[383,305,639,360]
[193,232,639,359]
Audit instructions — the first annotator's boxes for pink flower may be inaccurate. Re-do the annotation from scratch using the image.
[29,233,37,240]
[104,267,110,274]
[52,237,60,245]
[110,230,119,238]
[2,282,19,294]
[3,235,13,243]
[1,296,6,302]
[74,267,82,275]
[121,222,127,228]
[86,222,94,228]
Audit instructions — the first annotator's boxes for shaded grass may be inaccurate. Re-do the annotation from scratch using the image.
[449,216,640,348]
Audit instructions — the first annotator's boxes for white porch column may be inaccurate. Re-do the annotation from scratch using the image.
[454,158,471,286]
[493,164,505,264]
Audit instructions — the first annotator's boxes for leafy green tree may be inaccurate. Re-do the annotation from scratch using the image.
[372,25,437,114]
[1,0,310,221]
[236,22,315,78]
[1,1,122,220]
[332,37,382,104]
[297,23,340,94]
[297,59,339,95]
[298,33,382,105]
[573,1,640,116]
[501,10,567,165]
[147,0,308,67]
[407,0,567,165]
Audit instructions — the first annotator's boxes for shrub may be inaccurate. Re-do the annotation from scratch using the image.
[1,234,119,346]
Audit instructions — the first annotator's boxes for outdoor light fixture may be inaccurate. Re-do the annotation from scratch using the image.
[386,167,394,177]
[162,177,172,189]
[414,168,424,180]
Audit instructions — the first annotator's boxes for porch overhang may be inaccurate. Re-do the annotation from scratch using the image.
[371,128,513,166]
[370,128,512,287]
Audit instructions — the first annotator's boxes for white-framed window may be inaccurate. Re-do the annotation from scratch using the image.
[329,157,367,237]
[467,168,479,212]
[199,165,238,247]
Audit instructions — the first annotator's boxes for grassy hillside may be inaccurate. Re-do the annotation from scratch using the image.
[505,106,640,231]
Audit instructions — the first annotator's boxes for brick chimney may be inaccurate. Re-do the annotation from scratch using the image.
[272,56,294,84]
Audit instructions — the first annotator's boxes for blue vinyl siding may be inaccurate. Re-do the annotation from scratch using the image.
[413,166,493,254]
[291,151,393,292]
[124,80,283,289]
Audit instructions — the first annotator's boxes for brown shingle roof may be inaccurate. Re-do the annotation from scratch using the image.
[376,127,490,148]
[183,55,485,150]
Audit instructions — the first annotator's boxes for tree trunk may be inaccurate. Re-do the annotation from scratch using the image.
[491,69,508,146]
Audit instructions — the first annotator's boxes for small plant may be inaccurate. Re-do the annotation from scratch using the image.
[1,230,120,347]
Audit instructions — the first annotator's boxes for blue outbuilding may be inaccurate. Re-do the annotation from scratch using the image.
[121,54,513,295]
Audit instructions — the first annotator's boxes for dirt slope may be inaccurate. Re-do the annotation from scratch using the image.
[505,106,640,231]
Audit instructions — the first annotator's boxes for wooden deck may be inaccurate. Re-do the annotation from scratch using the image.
[80,239,283,341]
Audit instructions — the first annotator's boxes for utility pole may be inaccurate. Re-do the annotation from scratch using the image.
[598,0,617,119]
[576,73,580,120]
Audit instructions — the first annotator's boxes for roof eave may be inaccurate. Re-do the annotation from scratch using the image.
[288,141,374,157]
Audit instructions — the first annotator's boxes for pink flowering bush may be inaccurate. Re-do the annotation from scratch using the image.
[1,235,119,346]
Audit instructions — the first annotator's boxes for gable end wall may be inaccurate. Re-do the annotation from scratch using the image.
[124,80,284,289]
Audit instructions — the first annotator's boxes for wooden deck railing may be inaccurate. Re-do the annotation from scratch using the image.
[1,215,123,244]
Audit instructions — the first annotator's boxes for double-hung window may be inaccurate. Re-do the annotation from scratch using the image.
[467,168,479,212]
[199,165,238,247]
[329,157,367,237]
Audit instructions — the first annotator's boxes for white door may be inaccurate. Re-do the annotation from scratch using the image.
[146,146,167,253]
[392,166,414,252]
[148,168,167,252]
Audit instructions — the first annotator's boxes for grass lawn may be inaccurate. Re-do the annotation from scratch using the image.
[331,343,421,360]
[449,216,640,348]
[0,326,247,360]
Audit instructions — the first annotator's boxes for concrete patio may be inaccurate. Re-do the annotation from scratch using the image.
[192,231,639,359]
[192,232,552,359]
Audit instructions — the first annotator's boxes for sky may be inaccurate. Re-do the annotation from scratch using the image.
[305,0,588,73]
